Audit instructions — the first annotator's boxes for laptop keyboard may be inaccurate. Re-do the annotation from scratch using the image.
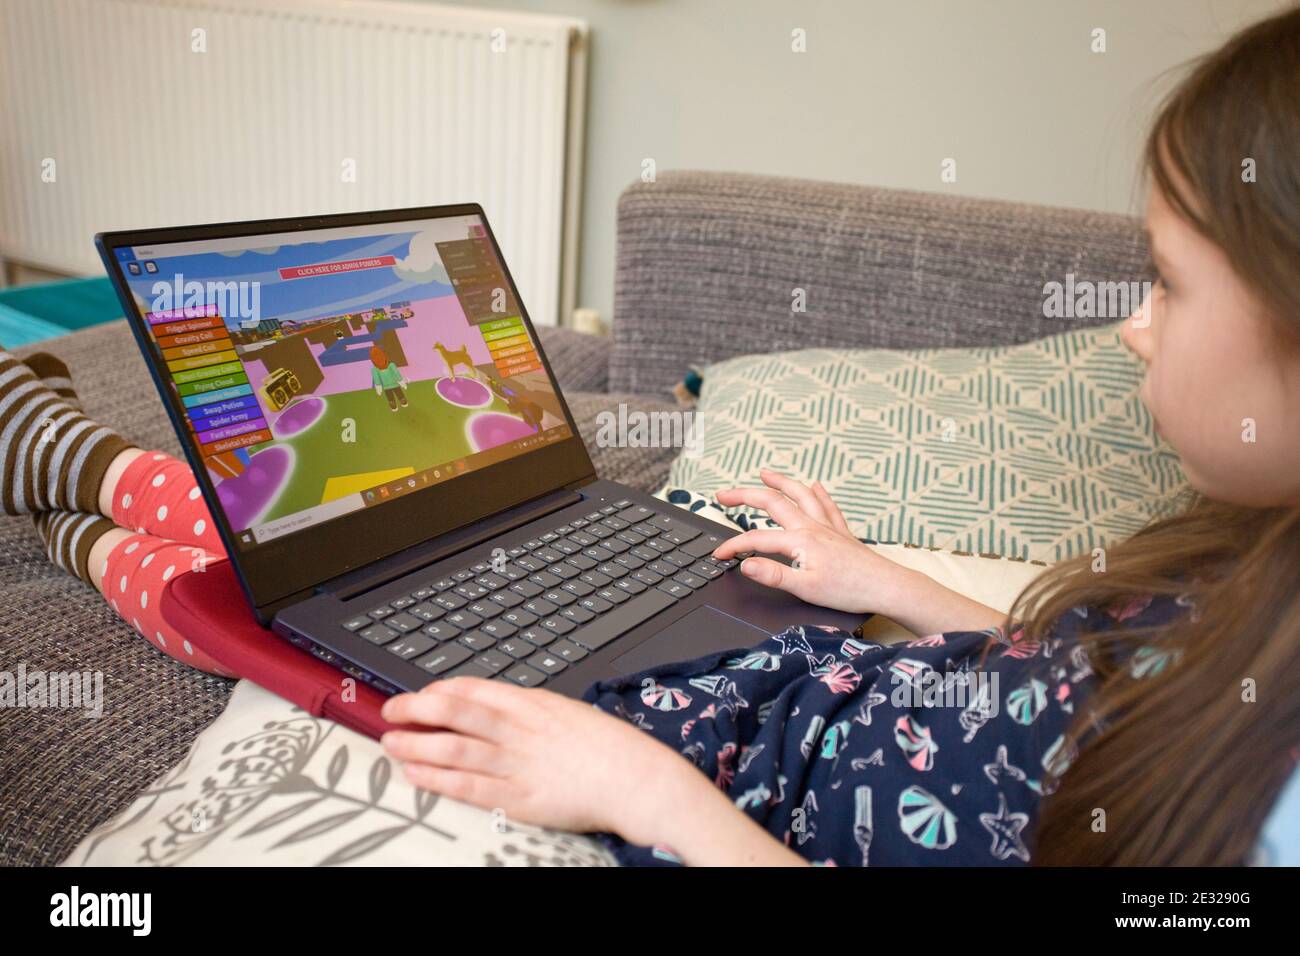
[337,499,738,689]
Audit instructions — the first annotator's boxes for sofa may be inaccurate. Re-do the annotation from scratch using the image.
[0,171,1146,866]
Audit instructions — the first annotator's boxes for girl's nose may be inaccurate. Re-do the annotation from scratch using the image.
[1121,293,1156,364]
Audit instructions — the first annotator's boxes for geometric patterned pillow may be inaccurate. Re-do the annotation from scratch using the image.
[662,322,1189,562]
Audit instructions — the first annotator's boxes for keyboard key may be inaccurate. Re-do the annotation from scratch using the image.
[452,568,476,582]
[476,572,508,590]
[689,560,724,579]
[455,582,489,600]
[527,650,568,675]
[661,526,701,545]
[681,534,726,558]
[480,619,518,640]
[475,650,513,673]
[359,624,398,646]
[565,553,597,572]
[534,547,563,564]
[648,560,678,577]
[616,577,648,595]
[432,577,457,591]
[581,546,613,563]
[597,562,627,579]
[615,553,645,571]
[568,588,676,650]
[599,505,618,515]
[579,570,612,588]
[519,627,555,647]
[672,571,707,590]
[414,644,473,675]
[547,563,579,580]
[411,586,436,601]
[388,634,436,660]
[618,505,653,523]
[597,586,629,605]
[644,537,675,554]
[570,518,588,528]
[523,598,557,617]
[584,511,603,522]
[561,579,595,598]
[569,530,597,547]
[467,601,503,620]
[633,568,663,586]
[506,546,527,558]
[490,589,524,609]
[524,539,543,550]
[656,581,692,600]
[551,539,580,555]
[540,616,576,636]
[616,530,646,546]
[442,659,500,681]
[579,595,613,615]
[390,595,416,610]
[502,664,547,687]
[421,621,462,642]
[342,616,369,632]
[471,561,492,573]
[586,524,614,539]
[510,580,543,599]
[386,612,424,633]
[498,638,535,659]
[516,555,546,572]
[600,516,630,531]
[560,605,596,625]
[368,606,394,620]
[539,532,558,543]
[446,610,483,630]
[543,589,576,606]
[613,498,632,509]
[632,522,660,538]
[549,639,588,662]
[529,570,563,588]
[434,592,467,611]
[502,608,539,628]
[458,630,497,652]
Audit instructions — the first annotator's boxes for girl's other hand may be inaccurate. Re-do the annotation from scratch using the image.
[712,468,922,617]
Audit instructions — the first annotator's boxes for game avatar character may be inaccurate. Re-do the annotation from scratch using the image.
[433,341,476,381]
[369,345,409,410]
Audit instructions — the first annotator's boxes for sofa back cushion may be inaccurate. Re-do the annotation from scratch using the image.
[663,321,1188,562]
[612,171,1151,395]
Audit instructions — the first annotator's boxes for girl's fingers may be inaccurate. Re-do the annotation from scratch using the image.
[736,555,800,593]
[759,468,831,525]
[712,527,803,561]
[713,486,810,530]
[382,729,507,776]
[402,763,516,810]
[811,479,853,536]
[382,687,508,741]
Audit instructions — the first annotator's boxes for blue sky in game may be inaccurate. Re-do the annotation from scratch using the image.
[124,231,457,329]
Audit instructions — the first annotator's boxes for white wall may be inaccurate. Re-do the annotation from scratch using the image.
[431,0,1284,328]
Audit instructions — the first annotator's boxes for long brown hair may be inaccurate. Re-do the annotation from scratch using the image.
[1027,6,1300,866]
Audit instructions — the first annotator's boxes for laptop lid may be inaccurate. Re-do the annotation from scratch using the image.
[96,204,595,614]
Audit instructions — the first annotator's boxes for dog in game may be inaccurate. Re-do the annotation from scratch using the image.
[433,341,476,381]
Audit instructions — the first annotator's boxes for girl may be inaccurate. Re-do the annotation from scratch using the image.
[2,7,1296,866]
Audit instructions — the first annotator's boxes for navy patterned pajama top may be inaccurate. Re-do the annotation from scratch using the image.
[581,591,1296,866]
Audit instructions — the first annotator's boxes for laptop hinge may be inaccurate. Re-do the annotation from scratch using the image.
[323,487,585,602]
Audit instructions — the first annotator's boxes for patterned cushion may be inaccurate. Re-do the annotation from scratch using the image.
[663,323,1189,562]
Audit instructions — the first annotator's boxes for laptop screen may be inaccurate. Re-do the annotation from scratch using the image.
[110,212,573,551]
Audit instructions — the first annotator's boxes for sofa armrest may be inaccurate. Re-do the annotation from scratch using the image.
[610,170,1151,395]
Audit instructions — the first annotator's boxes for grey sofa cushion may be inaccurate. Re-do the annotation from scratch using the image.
[610,170,1152,395]
[0,319,652,866]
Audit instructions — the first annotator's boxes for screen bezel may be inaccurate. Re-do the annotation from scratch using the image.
[96,203,596,613]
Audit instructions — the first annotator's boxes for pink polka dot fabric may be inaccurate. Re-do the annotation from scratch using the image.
[103,451,235,678]
[110,451,224,556]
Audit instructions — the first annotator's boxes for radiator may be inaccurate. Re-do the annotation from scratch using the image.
[0,0,588,326]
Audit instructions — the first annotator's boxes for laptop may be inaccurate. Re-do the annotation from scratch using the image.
[96,205,864,698]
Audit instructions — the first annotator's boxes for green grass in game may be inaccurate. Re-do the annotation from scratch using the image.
[253,378,515,523]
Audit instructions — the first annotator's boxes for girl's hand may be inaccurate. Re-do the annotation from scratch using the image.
[711,468,919,616]
[380,676,699,846]
[713,469,1007,634]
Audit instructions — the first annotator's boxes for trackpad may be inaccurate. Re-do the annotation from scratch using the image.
[608,605,769,674]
